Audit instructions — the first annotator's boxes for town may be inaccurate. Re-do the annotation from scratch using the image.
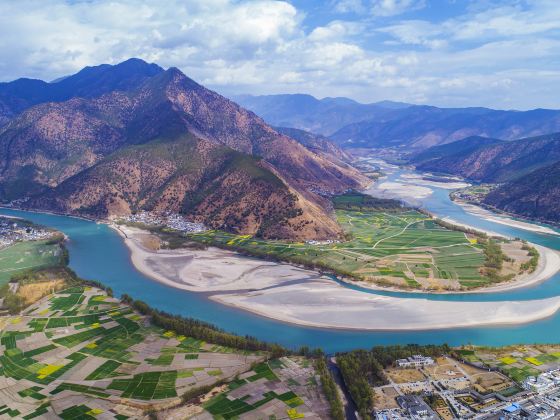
[373,351,560,420]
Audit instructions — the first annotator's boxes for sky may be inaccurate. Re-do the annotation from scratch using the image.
[0,0,559,109]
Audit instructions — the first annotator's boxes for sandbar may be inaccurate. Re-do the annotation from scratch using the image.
[113,225,325,292]
[210,279,560,331]
[457,201,560,236]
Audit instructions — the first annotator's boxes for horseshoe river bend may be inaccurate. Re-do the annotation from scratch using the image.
[2,161,560,353]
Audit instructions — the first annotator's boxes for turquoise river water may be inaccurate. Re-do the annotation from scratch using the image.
[2,166,560,353]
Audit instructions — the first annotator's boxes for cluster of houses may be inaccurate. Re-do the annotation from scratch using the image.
[397,355,436,368]
[0,218,53,249]
[118,211,207,233]
[305,239,340,246]
[523,369,560,393]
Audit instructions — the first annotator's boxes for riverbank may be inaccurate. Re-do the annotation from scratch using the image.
[115,214,560,297]
[115,224,560,331]
[210,280,560,331]
[112,224,327,292]
[455,200,560,236]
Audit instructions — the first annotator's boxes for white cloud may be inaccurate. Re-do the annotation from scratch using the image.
[333,0,367,14]
[0,0,559,109]
[370,0,426,16]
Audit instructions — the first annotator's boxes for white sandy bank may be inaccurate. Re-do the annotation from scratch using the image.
[114,225,324,292]
[114,223,560,331]
[210,279,560,331]
[458,202,560,236]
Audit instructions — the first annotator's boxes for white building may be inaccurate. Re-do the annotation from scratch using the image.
[397,355,435,368]
[524,370,560,393]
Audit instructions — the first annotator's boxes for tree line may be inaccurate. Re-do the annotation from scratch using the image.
[336,344,450,418]
[122,295,289,356]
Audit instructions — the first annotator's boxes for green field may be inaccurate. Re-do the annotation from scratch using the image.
[0,240,62,285]
[185,209,489,289]
[0,282,267,418]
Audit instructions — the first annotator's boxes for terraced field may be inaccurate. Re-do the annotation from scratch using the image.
[186,209,494,290]
[0,286,265,418]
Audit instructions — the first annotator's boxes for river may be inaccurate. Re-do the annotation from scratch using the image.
[2,162,560,353]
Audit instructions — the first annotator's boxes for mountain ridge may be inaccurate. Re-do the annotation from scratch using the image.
[411,132,560,182]
[235,93,560,150]
[0,59,367,240]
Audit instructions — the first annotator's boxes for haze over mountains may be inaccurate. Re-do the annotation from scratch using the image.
[0,59,367,240]
[237,94,560,150]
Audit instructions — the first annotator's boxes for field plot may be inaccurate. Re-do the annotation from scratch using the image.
[192,357,330,420]
[0,240,62,285]
[0,286,264,419]
[455,345,560,383]
[186,209,498,290]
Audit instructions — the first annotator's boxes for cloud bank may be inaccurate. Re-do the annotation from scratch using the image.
[0,0,559,109]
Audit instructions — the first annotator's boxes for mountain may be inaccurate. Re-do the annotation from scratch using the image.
[235,94,560,151]
[411,132,560,182]
[0,58,164,126]
[272,126,352,163]
[411,136,504,165]
[233,94,403,136]
[484,161,560,224]
[0,60,367,240]
[330,106,560,150]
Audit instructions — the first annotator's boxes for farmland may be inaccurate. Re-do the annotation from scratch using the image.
[0,285,268,418]
[455,345,560,383]
[182,208,526,291]
[0,240,63,286]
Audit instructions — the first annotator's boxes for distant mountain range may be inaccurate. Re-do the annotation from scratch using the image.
[410,132,560,224]
[411,133,560,182]
[0,59,367,240]
[233,94,409,137]
[484,161,560,224]
[236,94,560,150]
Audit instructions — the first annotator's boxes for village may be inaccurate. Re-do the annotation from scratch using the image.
[373,352,560,420]
[0,217,54,250]
[117,211,207,234]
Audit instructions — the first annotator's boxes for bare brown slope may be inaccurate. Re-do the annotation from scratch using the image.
[149,68,367,194]
[31,136,341,239]
[0,62,366,239]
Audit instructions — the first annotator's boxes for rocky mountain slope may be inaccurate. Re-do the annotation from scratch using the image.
[0,60,367,240]
[411,133,560,182]
[484,161,560,224]
[236,94,560,150]
[234,94,406,136]
[0,58,163,126]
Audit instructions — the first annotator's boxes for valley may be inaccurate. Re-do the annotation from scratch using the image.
[2,2,560,418]
[120,208,546,293]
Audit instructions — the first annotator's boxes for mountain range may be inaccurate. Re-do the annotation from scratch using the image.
[236,94,560,150]
[0,59,367,240]
[410,132,560,224]
[411,133,560,182]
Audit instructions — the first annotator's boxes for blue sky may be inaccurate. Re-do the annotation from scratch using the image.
[1,0,559,109]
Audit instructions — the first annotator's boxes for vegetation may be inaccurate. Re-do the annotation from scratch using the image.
[124,296,288,355]
[315,357,344,420]
[337,344,450,415]
[0,239,65,286]
[521,243,539,273]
